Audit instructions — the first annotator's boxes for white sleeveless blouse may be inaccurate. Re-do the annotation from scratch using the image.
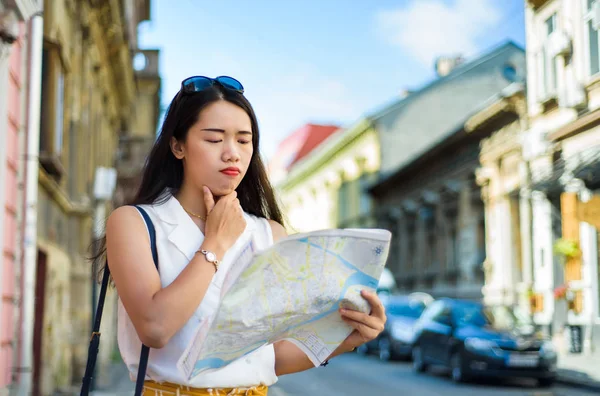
[117,194,278,388]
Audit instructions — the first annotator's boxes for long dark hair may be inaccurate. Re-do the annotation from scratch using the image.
[132,84,283,221]
[95,83,283,276]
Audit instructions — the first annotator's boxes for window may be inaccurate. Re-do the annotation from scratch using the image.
[422,206,437,268]
[358,172,376,216]
[39,47,66,179]
[407,215,416,271]
[585,0,600,76]
[54,69,64,154]
[420,301,444,322]
[337,180,351,225]
[432,306,452,326]
[539,13,558,99]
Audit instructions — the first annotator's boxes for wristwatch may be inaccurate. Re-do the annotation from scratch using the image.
[199,249,220,271]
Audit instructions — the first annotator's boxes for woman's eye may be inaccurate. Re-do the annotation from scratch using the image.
[207,140,222,143]
[239,140,251,144]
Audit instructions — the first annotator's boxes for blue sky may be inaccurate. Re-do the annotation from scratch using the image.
[138,0,526,161]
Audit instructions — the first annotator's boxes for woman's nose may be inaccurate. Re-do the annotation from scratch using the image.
[222,141,241,162]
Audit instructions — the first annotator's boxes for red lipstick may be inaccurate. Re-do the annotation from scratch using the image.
[220,167,240,176]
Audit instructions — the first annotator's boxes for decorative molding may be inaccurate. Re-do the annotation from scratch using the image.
[38,167,91,216]
[443,179,462,194]
[480,122,521,160]
[401,199,418,213]
[548,108,600,142]
[422,190,440,205]
[475,166,493,187]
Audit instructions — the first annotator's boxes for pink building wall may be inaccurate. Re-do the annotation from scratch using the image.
[0,24,25,389]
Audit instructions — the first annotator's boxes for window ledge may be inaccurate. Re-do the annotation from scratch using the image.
[39,152,65,182]
[540,95,558,114]
[38,166,91,216]
[585,73,600,92]
[528,0,551,9]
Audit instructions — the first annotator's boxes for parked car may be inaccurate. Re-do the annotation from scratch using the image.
[357,293,431,361]
[411,298,557,387]
[376,268,397,296]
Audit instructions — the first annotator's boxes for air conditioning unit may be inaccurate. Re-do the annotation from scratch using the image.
[547,30,572,58]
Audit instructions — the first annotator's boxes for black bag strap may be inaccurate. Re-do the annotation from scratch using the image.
[80,205,158,396]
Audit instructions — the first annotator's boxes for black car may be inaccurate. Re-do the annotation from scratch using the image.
[357,295,429,361]
[411,298,557,387]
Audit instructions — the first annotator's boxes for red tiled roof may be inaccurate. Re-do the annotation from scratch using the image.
[289,124,339,168]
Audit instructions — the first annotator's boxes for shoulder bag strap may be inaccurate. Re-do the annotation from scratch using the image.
[133,206,158,395]
[80,205,158,396]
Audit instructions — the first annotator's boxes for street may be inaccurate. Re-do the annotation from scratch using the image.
[269,353,598,396]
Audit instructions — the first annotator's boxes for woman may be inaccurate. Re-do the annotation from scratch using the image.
[105,76,387,395]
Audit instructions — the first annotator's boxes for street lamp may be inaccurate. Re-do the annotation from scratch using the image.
[89,166,117,391]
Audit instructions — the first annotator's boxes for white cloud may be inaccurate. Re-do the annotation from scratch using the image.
[375,0,503,66]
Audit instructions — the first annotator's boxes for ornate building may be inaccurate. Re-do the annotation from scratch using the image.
[370,43,526,299]
[0,1,160,394]
[518,0,600,355]
[0,1,41,393]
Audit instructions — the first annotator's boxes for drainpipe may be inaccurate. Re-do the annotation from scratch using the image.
[15,9,43,396]
[0,20,15,370]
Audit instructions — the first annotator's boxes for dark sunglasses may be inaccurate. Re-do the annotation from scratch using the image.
[180,75,244,94]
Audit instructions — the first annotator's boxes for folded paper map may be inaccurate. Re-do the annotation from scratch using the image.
[177,228,392,380]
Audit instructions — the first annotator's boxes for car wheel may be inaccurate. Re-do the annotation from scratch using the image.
[378,337,391,361]
[450,352,467,383]
[537,377,555,388]
[356,344,369,356]
[412,345,427,372]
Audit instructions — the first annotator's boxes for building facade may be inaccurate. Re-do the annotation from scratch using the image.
[369,43,526,299]
[0,0,40,392]
[0,1,159,394]
[275,119,380,234]
[474,88,532,309]
[522,0,600,355]
[114,48,161,207]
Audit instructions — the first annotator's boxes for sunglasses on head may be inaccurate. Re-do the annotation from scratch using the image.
[180,75,244,94]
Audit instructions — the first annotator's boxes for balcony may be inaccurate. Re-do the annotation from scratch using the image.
[528,0,550,9]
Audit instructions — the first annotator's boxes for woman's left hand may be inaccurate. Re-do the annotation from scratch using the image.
[338,290,387,352]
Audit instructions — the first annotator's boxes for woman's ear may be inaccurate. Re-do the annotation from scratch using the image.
[170,137,185,159]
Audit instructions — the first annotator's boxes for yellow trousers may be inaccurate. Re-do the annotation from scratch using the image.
[142,380,268,396]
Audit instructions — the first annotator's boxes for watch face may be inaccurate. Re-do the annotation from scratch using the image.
[206,252,216,262]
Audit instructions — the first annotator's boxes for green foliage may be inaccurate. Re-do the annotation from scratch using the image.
[553,238,581,258]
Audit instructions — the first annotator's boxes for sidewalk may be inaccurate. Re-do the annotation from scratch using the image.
[81,356,600,395]
[90,361,134,396]
[556,352,600,392]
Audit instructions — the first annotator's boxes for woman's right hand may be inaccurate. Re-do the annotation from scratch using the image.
[202,186,246,253]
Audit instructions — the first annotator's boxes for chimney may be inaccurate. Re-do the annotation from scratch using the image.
[434,55,465,77]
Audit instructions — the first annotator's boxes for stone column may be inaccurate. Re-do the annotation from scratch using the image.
[402,200,418,280]
[436,197,448,272]
[416,205,427,282]
[397,211,408,276]
[457,180,476,281]
[531,190,556,327]
[573,182,597,354]
[519,186,534,314]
